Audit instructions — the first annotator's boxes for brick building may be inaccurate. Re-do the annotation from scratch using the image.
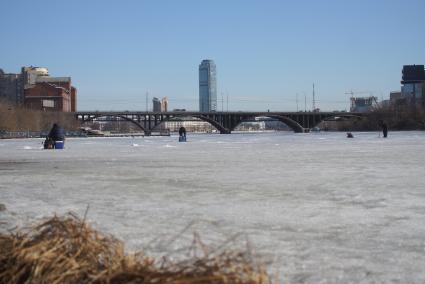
[25,82,72,112]
[71,87,77,112]
[25,76,76,112]
[0,66,77,112]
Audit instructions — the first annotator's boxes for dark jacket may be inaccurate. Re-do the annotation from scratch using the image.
[179,127,186,137]
[48,124,65,141]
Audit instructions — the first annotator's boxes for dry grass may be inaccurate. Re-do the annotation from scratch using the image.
[0,213,272,284]
[0,98,79,132]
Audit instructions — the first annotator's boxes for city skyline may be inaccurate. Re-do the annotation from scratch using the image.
[1,0,425,111]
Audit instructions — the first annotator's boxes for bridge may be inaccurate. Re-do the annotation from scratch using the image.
[75,111,364,135]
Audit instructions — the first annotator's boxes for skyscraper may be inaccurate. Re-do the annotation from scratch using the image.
[152,97,161,112]
[199,59,217,112]
[152,96,168,112]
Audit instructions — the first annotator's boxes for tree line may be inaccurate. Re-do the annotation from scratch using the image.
[0,99,79,132]
[338,105,425,131]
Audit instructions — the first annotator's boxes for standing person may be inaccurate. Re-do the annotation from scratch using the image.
[178,126,186,142]
[379,120,388,138]
[382,122,388,138]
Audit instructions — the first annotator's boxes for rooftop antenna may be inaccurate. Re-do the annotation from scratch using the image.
[221,92,224,112]
[312,83,316,111]
[296,93,299,112]
[226,93,229,112]
[145,92,149,112]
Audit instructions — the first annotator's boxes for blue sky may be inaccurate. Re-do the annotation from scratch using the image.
[1,0,424,111]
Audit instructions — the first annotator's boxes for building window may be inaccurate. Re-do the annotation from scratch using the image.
[42,99,54,108]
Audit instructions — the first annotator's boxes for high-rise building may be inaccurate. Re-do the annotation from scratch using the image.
[0,69,24,104]
[152,97,161,112]
[160,97,168,112]
[401,65,425,106]
[199,59,217,112]
[152,96,168,112]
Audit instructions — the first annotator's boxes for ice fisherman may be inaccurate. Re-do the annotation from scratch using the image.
[178,126,187,142]
[379,120,388,138]
[44,123,65,149]
[178,126,186,138]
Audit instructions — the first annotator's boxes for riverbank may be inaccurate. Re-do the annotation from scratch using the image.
[0,213,271,284]
[0,131,169,139]
[0,130,85,139]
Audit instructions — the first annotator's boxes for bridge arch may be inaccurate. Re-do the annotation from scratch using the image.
[81,114,145,132]
[231,114,305,133]
[148,114,228,133]
[268,115,304,133]
[193,115,229,133]
[310,114,364,130]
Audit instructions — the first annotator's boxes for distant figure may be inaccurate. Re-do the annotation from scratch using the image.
[178,126,187,142]
[346,132,354,138]
[44,123,65,149]
[382,123,388,138]
[379,120,388,138]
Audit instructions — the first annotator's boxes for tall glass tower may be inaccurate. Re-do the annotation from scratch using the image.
[199,59,217,112]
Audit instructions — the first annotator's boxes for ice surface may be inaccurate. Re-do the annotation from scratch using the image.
[1,132,425,283]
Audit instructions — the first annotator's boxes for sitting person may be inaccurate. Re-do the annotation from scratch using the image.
[48,123,65,141]
[44,123,65,149]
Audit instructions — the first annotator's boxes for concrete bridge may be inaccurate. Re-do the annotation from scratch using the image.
[75,111,364,135]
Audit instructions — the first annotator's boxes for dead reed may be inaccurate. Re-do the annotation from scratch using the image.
[0,213,271,284]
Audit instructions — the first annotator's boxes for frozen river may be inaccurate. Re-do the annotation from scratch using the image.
[1,131,425,283]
